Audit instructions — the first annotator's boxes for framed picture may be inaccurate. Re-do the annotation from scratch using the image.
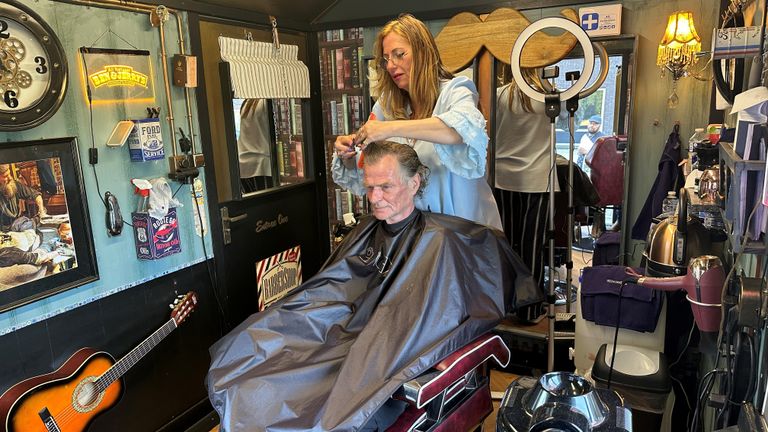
[0,137,98,312]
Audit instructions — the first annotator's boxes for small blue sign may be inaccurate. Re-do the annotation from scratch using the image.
[582,12,599,31]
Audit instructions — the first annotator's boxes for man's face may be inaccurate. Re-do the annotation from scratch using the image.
[363,155,418,224]
[0,170,12,187]
[587,121,601,134]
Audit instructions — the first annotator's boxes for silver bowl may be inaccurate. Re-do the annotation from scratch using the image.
[524,372,610,429]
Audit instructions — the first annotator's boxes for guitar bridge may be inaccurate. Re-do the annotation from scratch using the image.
[38,407,62,432]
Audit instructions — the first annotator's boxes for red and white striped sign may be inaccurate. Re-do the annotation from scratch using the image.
[256,246,302,310]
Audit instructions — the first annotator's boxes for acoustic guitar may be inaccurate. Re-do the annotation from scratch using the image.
[0,292,198,432]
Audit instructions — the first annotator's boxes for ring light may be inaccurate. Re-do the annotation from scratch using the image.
[579,42,608,98]
[510,17,595,102]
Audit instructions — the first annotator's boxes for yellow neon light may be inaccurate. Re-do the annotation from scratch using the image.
[89,65,149,88]
[78,56,157,106]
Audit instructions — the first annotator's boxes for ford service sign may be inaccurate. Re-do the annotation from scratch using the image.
[579,4,622,37]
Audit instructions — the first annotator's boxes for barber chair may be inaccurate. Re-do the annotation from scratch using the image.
[386,333,511,432]
[588,136,626,261]
[588,136,626,207]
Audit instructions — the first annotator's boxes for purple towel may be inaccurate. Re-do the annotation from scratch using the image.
[593,231,621,265]
[581,265,663,332]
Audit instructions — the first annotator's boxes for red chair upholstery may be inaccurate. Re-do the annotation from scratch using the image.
[588,136,627,206]
[387,334,511,432]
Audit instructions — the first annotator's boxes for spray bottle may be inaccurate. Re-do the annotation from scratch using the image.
[131,179,153,213]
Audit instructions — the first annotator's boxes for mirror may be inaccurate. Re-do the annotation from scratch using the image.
[198,20,311,203]
[231,97,307,196]
[218,63,310,200]
[491,35,637,288]
[234,99,275,193]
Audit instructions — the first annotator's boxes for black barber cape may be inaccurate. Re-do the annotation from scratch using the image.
[207,210,538,431]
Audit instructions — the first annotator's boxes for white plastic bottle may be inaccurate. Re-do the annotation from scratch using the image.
[661,191,678,216]
[689,128,706,169]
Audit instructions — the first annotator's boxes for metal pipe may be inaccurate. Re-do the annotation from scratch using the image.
[153,5,178,156]
[566,113,575,314]
[170,11,197,155]
[548,120,556,372]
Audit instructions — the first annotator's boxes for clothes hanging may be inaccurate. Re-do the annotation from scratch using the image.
[631,125,684,240]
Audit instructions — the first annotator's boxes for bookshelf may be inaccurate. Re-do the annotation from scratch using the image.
[319,27,370,247]
[272,98,306,185]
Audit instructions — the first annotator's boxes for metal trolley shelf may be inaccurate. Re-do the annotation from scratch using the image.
[718,141,767,254]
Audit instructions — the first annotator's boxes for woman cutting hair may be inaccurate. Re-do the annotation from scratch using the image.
[332,13,501,230]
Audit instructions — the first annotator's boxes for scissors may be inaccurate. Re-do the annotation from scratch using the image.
[356,113,377,168]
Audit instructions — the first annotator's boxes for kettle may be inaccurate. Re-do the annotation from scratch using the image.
[644,188,717,276]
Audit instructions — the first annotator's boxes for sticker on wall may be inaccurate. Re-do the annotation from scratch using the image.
[256,246,301,311]
[191,178,207,237]
[579,4,621,37]
[79,47,156,105]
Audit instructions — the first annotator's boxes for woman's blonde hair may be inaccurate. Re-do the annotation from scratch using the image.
[502,67,544,114]
[373,14,453,120]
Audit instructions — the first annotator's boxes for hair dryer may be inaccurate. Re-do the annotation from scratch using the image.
[629,255,725,332]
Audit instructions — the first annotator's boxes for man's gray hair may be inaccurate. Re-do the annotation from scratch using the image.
[362,141,430,197]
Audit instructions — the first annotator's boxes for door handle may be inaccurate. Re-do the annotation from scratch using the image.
[221,207,248,245]
[228,213,248,223]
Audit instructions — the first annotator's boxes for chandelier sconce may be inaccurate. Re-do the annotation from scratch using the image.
[657,11,702,107]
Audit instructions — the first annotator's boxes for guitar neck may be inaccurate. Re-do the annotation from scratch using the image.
[95,319,177,392]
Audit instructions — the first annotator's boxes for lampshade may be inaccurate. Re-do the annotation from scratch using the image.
[657,11,701,76]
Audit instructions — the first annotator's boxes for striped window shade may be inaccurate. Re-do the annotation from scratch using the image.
[218,36,310,99]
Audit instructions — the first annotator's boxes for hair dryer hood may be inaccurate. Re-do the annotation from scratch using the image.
[637,255,725,332]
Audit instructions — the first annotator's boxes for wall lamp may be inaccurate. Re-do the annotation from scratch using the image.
[657,11,702,107]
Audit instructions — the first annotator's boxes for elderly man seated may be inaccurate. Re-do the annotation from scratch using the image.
[207,141,539,431]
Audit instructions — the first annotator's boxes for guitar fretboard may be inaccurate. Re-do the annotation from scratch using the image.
[94,319,177,393]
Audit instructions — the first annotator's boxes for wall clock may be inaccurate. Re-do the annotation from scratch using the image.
[0,0,67,131]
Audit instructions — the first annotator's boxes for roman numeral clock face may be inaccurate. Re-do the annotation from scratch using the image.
[0,0,67,131]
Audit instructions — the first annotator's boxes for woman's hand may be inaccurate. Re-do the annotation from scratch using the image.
[353,120,390,148]
[334,134,357,159]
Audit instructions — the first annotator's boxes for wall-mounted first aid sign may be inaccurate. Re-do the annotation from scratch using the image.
[579,4,622,37]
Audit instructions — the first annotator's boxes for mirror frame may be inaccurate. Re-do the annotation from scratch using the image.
[218,62,315,201]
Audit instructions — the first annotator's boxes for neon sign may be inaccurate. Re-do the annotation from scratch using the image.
[89,65,149,89]
[79,47,156,105]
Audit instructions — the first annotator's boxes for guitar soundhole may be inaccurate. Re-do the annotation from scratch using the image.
[71,377,104,413]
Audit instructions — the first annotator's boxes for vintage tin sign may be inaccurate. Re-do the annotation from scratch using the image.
[256,246,302,310]
[132,207,181,260]
[128,118,165,162]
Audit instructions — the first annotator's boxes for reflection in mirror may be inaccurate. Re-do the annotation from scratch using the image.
[493,36,636,311]
[232,97,307,197]
[235,99,274,194]
[494,37,635,314]
[494,63,581,310]
[550,53,626,249]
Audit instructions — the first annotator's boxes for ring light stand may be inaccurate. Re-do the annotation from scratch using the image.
[510,17,607,372]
